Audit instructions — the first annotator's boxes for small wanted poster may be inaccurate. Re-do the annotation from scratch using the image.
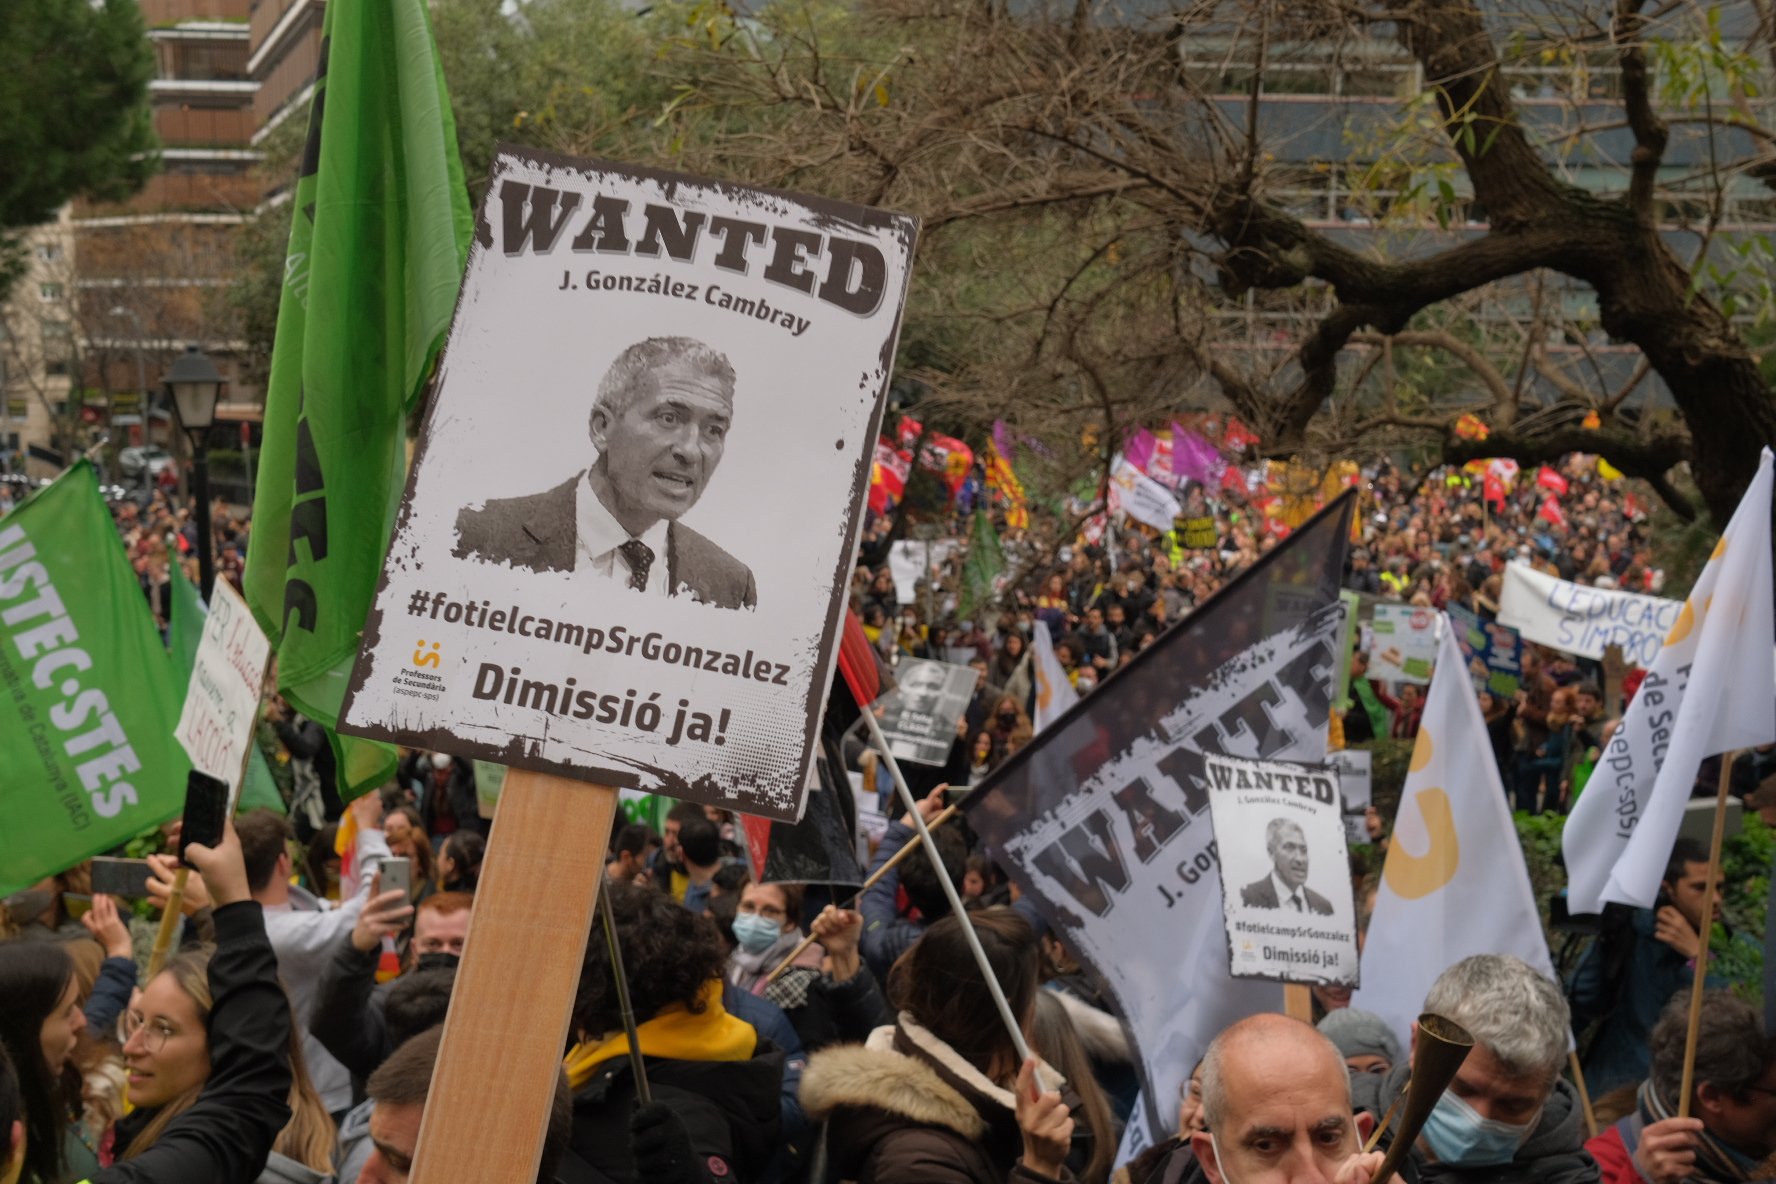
[875,658,979,765]
[1204,752,1359,986]
[340,148,917,821]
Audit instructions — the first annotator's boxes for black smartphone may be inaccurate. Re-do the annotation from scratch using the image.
[90,857,155,898]
[179,770,230,865]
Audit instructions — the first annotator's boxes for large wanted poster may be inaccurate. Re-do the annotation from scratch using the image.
[341,149,917,820]
[1205,753,1359,986]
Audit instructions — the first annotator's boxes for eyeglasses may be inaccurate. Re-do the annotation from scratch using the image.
[122,1011,179,1054]
[737,903,787,921]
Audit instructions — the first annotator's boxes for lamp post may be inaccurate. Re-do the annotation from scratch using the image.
[163,345,224,601]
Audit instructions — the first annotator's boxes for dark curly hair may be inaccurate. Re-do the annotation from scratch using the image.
[573,881,726,1037]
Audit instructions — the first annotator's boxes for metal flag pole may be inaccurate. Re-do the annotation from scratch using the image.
[597,888,652,1104]
[860,707,1037,1071]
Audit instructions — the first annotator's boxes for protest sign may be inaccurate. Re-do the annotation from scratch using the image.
[875,658,980,764]
[1447,603,1523,696]
[1367,603,1438,683]
[1497,562,1680,666]
[0,463,189,895]
[887,537,960,605]
[965,493,1354,1137]
[173,577,272,804]
[1328,749,1372,847]
[339,149,918,821]
[1108,456,1182,531]
[1181,516,1217,549]
[1205,754,1358,986]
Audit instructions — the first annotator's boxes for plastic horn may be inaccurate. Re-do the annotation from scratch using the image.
[1368,1013,1475,1184]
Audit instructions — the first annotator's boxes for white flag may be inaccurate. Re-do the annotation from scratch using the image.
[1031,620,1079,733]
[1564,449,1776,912]
[1107,455,1182,532]
[1354,620,1557,1048]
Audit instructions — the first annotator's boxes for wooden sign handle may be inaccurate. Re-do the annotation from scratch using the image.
[1283,983,1313,1023]
[409,769,618,1184]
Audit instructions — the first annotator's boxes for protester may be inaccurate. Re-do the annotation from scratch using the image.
[728,882,820,996]
[436,832,484,894]
[0,943,93,1182]
[1,820,296,1183]
[1354,954,1597,1184]
[380,808,438,904]
[678,817,728,915]
[1569,837,1722,1096]
[330,971,458,1184]
[801,906,1078,1183]
[607,823,652,884]
[1316,1009,1401,1076]
[650,801,706,903]
[562,881,784,1182]
[1031,991,1120,1184]
[860,785,968,981]
[1586,991,1776,1184]
[354,1028,571,1184]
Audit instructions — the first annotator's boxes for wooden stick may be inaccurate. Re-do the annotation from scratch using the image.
[409,771,618,1184]
[1282,983,1313,1023]
[597,887,651,1104]
[763,802,962,984]
[1568,1050,1598,1138]
[1678,750,1736,1119]
[145,869,188,979]
[1364,1094,1402,1153]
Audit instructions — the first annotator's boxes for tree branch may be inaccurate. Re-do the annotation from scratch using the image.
[1443,427,1696,519]
[1614,0,1671,225]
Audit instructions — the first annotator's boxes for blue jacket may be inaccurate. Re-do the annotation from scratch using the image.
[859,821,928,983]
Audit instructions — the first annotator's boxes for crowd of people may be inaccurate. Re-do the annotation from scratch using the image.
[1,442,1772,1184]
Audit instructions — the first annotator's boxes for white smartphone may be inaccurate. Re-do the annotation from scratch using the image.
[381,857,412,899]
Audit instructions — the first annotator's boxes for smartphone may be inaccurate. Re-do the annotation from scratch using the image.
[62,893,93,920]
[179,770,230,865]
[944,786,972,808]
[381,857,412,899]
[91,857,155,899]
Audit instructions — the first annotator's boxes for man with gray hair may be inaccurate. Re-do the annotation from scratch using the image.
[1352,954,1599,1184]
[1241,818,1334,915]
[1124,1014,1384,1184]
[454,335,756,609]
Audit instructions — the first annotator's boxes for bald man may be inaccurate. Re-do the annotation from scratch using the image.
[1125,1015,1384,1184]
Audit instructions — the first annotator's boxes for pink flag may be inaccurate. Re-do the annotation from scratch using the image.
[1172,424,1227,486]
[1123,428,1159,474]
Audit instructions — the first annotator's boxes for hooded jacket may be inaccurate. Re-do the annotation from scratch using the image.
[1351,1063,1600,1184]
[254,1151,330,1184]
[799,1016,1074,1184]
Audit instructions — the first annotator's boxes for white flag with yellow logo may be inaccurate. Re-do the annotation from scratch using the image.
[1564,449,1775,913]
[1354,620,1556,1046]
[1032,620,1079,733]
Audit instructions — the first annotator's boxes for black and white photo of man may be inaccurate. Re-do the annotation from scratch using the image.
[453,335,757,610]
[1240,817,1334,914]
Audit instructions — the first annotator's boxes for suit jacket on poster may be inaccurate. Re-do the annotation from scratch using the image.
[1240,875,1335,915]
[453,474,757,610]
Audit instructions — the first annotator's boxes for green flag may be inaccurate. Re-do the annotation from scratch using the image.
[0,463,190,895]
[167,564,285,815]
[960,508,1004,618]
[242,0,472,799]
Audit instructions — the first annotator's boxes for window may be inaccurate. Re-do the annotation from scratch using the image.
[39,282,63,302]
[5,398,27,420]
[42,321,71,340]
[35,243,63,264]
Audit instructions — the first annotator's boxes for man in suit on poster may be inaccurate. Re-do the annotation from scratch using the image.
[454,336,757,610]
[1241,817,1334,914]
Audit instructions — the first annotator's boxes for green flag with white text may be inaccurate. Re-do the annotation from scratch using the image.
[0,463,189,895]
[242,0,472,799]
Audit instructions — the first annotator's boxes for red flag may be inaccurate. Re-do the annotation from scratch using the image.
[1220,464,1246,492]
[869,439,909,514]
[1536,466,1568,495]
[1223,417,1260,453]
[1483,472,1506,507]
[1538,495,1566,527]
[1624,492,1642,520]
[837,608,880,706]
[741,815,772,877]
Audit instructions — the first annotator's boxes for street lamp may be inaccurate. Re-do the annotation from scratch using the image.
[163,345,225,600]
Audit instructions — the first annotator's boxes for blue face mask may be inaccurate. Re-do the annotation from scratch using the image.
[732,913,781,955]
[1421,1091,1537,1167]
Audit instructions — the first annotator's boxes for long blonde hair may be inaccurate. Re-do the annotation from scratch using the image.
[122,947,335,1171]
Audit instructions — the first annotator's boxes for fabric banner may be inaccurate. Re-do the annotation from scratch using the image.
[1205,753,1359,985]
[1367,604,1439,683]
[242,0,473,798]
[1107,456,1182,531]
[173,575,271,805]
[1564,450,1775,912]
[1446,603,1523,697]
[337,151,918,821]
[965,493,1354,1138]
[1030,620,1078,733]
[1497,562,1680,666]
[887,538,960,605]
[0,463,189,895]
[1354,622,1558,1048]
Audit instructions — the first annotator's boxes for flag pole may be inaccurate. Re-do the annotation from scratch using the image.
[763,802,963,984]
[597,888,651,1104]
[1677,749,1737,1119]
[860,708,1038,1072]
[1567,1051,1598,1138]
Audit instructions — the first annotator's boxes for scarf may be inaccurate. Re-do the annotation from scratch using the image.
[1631,1081,1755,1184]
[562,980,755,1090]
[727,929,816,994]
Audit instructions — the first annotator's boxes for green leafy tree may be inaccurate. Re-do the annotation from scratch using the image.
[0,0,158,294]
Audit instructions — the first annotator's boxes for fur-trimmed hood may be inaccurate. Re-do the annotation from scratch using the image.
[801,1015,1063,1140]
